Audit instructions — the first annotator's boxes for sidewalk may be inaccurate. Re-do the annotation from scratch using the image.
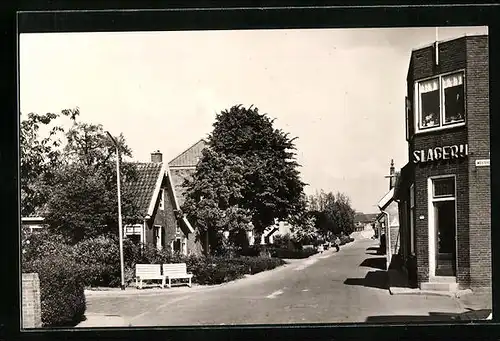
[387,268,492,320]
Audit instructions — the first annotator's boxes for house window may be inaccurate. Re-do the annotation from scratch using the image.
[124,224,143,245]
[415,71,465,132]
[159,189,165,210]
[154,225,163,250]
[409,184,415,254]
[172,237,181,254]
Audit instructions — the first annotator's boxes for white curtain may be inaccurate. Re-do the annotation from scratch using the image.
[442,73,463,88]
[419,78,439,93]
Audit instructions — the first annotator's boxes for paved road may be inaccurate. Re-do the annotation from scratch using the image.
[80,238,467,327]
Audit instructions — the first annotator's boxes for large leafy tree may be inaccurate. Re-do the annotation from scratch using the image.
[183,105,306,252]
[307,190,356,237]
[21,108,140,244]
[182,148,252,254]
[20,108,79,216]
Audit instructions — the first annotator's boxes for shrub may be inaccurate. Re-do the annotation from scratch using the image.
[272,234,295,250]
[22,232,86,328]
[226,256,285,275]
[188,258,247,285]
[269,247,317,259]
[72,234,122,287]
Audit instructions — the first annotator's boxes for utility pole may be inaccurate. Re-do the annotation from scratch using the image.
[106,131,125,290]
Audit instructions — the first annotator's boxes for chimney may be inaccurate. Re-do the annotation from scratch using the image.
[389,159,395,190]
[151,150,163,163]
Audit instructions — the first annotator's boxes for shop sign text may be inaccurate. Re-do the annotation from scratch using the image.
[413,144,468,164]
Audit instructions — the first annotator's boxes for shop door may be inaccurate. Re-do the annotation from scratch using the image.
[434,201,456,276]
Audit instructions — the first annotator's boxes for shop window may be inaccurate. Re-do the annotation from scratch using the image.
[415,71,465,132]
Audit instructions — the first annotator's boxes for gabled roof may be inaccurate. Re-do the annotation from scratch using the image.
[377,187,395,211]
[123,162,165,217]
[168,139,207,168]
[123,162,195,233]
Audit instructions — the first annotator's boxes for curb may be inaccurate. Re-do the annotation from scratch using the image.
[389,287,456,297]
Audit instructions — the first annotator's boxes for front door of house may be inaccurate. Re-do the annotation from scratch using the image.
[434,200,456,276]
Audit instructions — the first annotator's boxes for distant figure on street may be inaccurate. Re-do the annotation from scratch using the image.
[333,236,340,252]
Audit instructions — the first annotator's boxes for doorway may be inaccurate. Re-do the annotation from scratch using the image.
[434,201,456,276]
[429,176,457,277]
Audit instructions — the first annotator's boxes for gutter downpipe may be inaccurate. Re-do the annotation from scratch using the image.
[381,210,391,271]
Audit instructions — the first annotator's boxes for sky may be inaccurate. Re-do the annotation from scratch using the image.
[19,26,488,214]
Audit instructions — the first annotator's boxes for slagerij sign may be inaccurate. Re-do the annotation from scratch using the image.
[413,144,468,164]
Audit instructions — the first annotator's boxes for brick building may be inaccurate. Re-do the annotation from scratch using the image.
[394,34,490,291]
[122,151,202,255]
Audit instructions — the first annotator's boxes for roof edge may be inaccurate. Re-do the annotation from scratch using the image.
[146,163,167,217]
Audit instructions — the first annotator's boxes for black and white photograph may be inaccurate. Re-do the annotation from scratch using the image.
[19,23,492,329]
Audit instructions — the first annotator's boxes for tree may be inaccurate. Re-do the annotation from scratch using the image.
[20,108,140,244]
[306,190,356,237]
[206,105,305,239]
[182,148,252,255]
[43,119,141,244]
[20,108,79,216]
[290,215,319,246]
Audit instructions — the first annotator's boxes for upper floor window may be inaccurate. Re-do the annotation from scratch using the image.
[159,188,165,210]
[415,71,465,133]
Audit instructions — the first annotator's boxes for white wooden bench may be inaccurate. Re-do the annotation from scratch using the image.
[135,264,165,289]
[162,263,193,288]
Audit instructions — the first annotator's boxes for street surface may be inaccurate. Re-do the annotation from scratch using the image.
[79,237,468,327]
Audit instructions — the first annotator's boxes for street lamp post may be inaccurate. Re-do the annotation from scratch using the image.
[106,131,125,290]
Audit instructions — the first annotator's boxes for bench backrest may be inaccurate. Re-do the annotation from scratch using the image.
[162,263,188,275]
[136,264,161,276]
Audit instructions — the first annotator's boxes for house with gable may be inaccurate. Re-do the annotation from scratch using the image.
[122,150,202,255]
[376,159,401,270]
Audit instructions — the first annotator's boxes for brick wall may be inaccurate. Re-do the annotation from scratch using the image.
[404,35,490,289]
[22,273,42,329]
[411,131,469,285]
[466,36,491,289]
[150,179,182,251]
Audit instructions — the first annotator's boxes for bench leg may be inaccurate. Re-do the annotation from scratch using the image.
[161,277,165,289]
[168,277,172,289]
[135,277,138,289]
[139,279,143,290]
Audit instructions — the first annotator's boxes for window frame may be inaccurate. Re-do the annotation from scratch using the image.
[432,177,456,199]
[414,70,466,134]
[159,188,165,210]
[409,184,415,254]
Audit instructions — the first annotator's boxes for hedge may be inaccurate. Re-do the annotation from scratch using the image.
[268,247,318,259]
[22,230,86,327]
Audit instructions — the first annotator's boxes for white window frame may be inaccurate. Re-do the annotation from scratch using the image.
[427,175,457,278]
[124,224,143,244]
[154,225,162,250]
[409,184,415,254]
[171,237,184,255]
[159,188,165,210]
[414,70,466,134]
